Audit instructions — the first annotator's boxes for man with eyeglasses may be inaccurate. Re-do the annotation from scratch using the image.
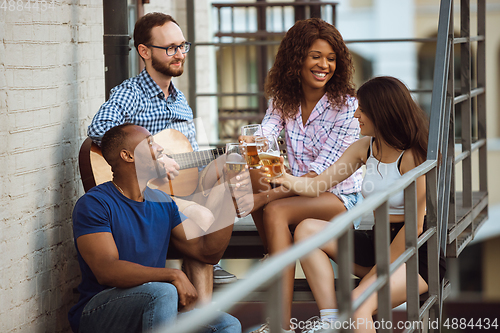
[87,13,241,308]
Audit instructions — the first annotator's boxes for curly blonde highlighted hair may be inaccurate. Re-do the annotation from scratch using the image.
[264,18,355,119]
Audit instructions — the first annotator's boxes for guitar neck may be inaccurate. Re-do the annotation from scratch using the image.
[171,147,225,170]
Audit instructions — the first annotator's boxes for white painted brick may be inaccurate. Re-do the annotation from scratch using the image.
[32,68,50,87]
[7,89,26,111]
[32,23,50,42]
[39,7,57,24]
[4,236,29,267]
[9,131,26,151]
[22,89,42,111]
[0,174,7,198]
[15,110,35,129]
[23,44,43,67]
[4,68,15,88]
[0,308,13,331]
[90,7,102,24]
[41,87,58,108]
[4,43,24,67]
[5,9,27,24]
[3,19,14,41]
[32,7,42,22]
[24,297,38,323]
[92,42,104,60]
[90,24,102,41]
[39,44,56,67]
[57,23,72,43]
[7,175,26,198]
[14,151,33,174]
[58,4,73,25]
[0,66,6,90]
[12,24,33,41]
[12,278,36,307]
[78,24,90,43]
[0,20,4,40]
[10,304,26,328]
[23,126,43,150]
[13,68,34,89]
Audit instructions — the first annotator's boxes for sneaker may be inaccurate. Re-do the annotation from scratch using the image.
[301,316,332,333]
[213,264,237,284]
[249,323,269,333]
[249,322,295,333]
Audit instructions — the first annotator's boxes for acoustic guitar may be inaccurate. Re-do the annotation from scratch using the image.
[78,129,225,196]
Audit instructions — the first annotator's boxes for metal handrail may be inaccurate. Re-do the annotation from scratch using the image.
[160,160,436,333]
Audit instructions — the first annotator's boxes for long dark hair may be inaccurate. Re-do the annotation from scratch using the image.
[357,76,429,165]
[264,18,355,119]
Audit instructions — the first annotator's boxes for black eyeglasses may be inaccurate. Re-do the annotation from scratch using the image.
[145,42,191,56]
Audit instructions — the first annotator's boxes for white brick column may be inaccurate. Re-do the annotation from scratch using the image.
[0,1,105,332]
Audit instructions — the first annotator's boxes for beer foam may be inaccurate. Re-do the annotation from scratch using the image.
[226,153,245,162]
[258,150,280,158]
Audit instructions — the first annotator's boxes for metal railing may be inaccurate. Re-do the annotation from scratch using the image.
[164,0,487,332]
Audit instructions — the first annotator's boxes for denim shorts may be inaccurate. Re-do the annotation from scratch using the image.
[337,192,363,228]
[338,192,363,210]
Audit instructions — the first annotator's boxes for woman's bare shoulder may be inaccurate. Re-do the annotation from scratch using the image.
[353,136,372,163]
[400,148,419,174]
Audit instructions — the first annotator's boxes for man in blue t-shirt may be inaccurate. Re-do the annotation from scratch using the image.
[87,12,245,300]
[69,124,241,333]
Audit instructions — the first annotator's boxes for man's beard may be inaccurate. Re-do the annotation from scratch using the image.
[151,54,185,77]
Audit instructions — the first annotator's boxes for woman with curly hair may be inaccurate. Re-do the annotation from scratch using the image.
[244,18,363,333]
[272,76,446,332]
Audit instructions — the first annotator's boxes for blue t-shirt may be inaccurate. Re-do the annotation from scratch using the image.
[68,182,185,332]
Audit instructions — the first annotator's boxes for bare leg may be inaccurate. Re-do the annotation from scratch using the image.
[182,257,213,305]
[197,155,239,229]
[295,219,371,312]
[180,204,217,303]
[262,193,346,329]
[295,219,340,310]
[352,265,428,333]
[249,167,273,252]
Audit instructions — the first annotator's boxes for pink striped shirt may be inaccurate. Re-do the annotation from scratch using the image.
[262,94,363,195]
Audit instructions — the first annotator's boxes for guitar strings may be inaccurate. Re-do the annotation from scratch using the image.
[169,148,224,169]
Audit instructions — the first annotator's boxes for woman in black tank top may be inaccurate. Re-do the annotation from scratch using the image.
[270,76,446,332]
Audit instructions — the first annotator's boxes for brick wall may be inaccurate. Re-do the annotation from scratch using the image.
[0,1,104,332]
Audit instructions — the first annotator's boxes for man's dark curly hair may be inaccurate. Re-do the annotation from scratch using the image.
[264,18,355,119]
[101,123,135,167]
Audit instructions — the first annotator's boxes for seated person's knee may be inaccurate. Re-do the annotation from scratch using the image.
[294,218,321,242]
[183,204,215,231]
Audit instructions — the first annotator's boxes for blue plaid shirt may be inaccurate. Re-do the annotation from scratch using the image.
[88,69,199,151]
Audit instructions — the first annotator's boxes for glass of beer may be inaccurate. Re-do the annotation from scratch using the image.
[225,143,247,187]
[242,141,264,169]
[224,143,247,217]
[256,135,283,179]
[240,124,264,169]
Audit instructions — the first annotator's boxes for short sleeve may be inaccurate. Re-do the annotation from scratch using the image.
[87,84,139,146]
[72,194,112,239]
